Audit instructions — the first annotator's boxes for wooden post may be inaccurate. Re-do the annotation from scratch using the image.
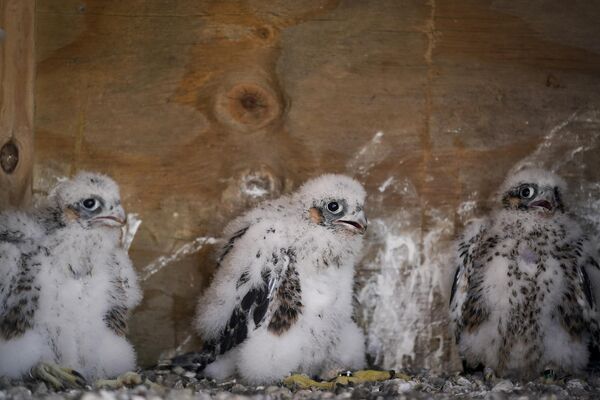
[0,0,34,210]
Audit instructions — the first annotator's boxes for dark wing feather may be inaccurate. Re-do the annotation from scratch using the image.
[216,269,271,355]
[103,253,139,336]
[216,227,249,268]
[556,236,600,349]
[450,220,490,342]
[170,268,271,371]
[172,248,303,372]
[449,265,462,306]
[104,305,128,337]
[580,261,595,309]
[582,254,600,355]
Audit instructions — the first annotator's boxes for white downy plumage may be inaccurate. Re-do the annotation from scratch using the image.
[187,174,368,384]
[0,172,141,381]
[450,168,600,378]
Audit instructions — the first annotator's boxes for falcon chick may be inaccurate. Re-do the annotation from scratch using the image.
[0,172,142,387]
[450,168,600,379]
[174,174,368,384]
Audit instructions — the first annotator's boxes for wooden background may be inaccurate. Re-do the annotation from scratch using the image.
[5,0,599,370]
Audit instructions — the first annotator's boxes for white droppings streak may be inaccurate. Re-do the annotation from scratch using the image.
[358,211,452,370]
[457,200,477,217]
[378,177,395,193]
[347,131,390,177]
[141,236,219,281]
[174,334,193,354]
[242,185,269,198]
[240,173,273,199]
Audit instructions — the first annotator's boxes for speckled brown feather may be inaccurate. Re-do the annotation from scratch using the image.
[0,251,41,340]
[453,214,600,375]
[268,256,303,335]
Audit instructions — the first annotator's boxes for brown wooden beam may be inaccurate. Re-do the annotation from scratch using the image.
[0,0,34,210]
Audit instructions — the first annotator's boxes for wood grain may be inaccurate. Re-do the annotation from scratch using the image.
[0,0,34,209]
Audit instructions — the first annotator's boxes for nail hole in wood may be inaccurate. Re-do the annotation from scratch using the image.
[256,26,272,40]
[1,140,19,174]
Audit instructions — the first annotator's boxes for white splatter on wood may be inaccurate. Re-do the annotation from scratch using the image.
[347,131,389,177]
[378,177,395,193]
[142,236,220,281]
[358,210,453,371]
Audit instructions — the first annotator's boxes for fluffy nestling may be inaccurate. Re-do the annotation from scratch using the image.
[450,168,600,378]
[172,174,368,384]
[0,172,142,387]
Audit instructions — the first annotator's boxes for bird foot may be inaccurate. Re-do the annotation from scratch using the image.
[162,351,214,372]
[483,367,497,382]
[284,374,335,390]
[542,368,556,383]
[30,362,88,391]
[95,371,143,389]
[284,370,400,390]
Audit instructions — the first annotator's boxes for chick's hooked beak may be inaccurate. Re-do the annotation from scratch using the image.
[92,205,127,227]
[529,188,556,214]
[333,209,368,234]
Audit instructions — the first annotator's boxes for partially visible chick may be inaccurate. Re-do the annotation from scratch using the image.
[0,172,141,388]
[450,168,600,379]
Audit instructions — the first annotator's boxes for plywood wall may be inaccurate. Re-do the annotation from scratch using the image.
[0,0,34,209]
[35,0,600,370]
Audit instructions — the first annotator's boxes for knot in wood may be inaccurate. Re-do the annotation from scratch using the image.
[255,26,273,40]
[215,82,281,131]
[0,140,19,174]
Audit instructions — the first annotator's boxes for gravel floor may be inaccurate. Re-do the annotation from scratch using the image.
[2,368,600,400]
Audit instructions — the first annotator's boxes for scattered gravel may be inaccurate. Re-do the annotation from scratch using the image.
[1,368,600,400]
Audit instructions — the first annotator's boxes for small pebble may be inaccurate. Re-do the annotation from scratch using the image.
[442,381,454,392]
[32,382,47,395]
[456,376,472,386]
[492,380,514,392]
[566,378,585,390]
[172,380,184,390]
[387,379,415,394]
[485,392,508,400]
[80,393,103,400]
[6,386,32,400]
[230,384,246,394]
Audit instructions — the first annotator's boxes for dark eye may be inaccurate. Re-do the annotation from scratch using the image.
[327,201,343,214]
[519,186,535,199]
[81,198,99,211]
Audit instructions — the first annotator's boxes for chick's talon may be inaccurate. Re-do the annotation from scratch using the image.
[284,370,398,390]
[30,362,88,391]
[95,371,143,389]
[339,369,401,384]
[283,374,334,390]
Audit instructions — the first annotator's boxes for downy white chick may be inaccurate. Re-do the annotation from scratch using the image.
[173,174,368,384]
